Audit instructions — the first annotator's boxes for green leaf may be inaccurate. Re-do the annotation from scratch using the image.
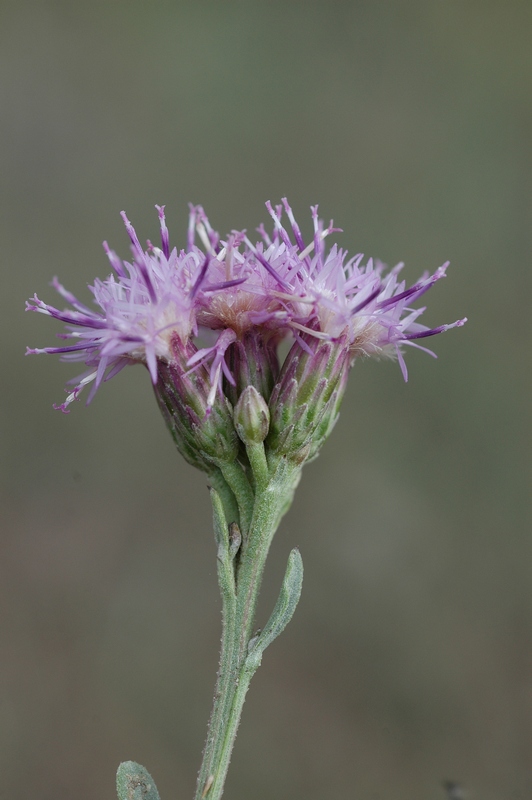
[210,488,237,604]
[210,488,230,553]
[116,762,161,800]
[245,548,303,669]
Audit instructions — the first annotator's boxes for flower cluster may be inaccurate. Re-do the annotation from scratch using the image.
[27,200,465,466]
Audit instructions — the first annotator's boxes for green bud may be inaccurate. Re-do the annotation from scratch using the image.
[154,341,239,472]
[225,331,279,405]
[267,335,350,464]
[234,386,270,445]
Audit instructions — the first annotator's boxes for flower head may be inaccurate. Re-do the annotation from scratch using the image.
[27,200,466,466]
[26,205,240,411]
[251,199,467,379]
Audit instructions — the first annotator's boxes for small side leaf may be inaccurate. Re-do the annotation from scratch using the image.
[210,487,237,604]
[116,761,161,800]
[228,522,242,561]
[210,487,230,556]
[246,548,303,667]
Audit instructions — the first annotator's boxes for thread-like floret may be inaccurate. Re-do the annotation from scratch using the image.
[26,201,466,413]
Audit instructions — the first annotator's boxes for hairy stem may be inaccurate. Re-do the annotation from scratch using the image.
[194,458,300,800]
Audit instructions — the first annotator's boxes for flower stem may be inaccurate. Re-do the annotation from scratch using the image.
[216,460,255,536]
[195,458,300,800]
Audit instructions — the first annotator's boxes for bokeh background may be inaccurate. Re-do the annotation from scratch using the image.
[1,1,531,798]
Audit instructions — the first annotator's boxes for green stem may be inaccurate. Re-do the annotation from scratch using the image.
[245,441,270,493]
[216,459,255,536]
[207,468,240,530]
[194,458,300,800]
[197,657,257,800]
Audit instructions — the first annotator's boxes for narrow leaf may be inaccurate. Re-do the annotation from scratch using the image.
[210,488,229,554]
[210,487,237,602]
[247,548,303,662]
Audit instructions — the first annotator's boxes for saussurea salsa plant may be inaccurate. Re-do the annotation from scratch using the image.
[27,199,466,800]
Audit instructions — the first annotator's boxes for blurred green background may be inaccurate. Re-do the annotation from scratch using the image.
[1,0,530,798]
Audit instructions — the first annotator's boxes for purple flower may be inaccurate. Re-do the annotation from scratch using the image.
[253,199,467,380]
[26,201,466,417]
[26,206,236,411]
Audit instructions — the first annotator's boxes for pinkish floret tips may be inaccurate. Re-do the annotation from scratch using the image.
[26,200,466,417]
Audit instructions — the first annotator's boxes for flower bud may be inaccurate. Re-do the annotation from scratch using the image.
[225,331,280,405]
[234,386,270,445]
[267,334,350,464]
[154,338,238,472]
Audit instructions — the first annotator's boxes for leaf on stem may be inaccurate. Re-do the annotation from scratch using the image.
[228,522,242,560]
[245,548,303,670]
[210,488,230,555]
[210,487,237,602]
